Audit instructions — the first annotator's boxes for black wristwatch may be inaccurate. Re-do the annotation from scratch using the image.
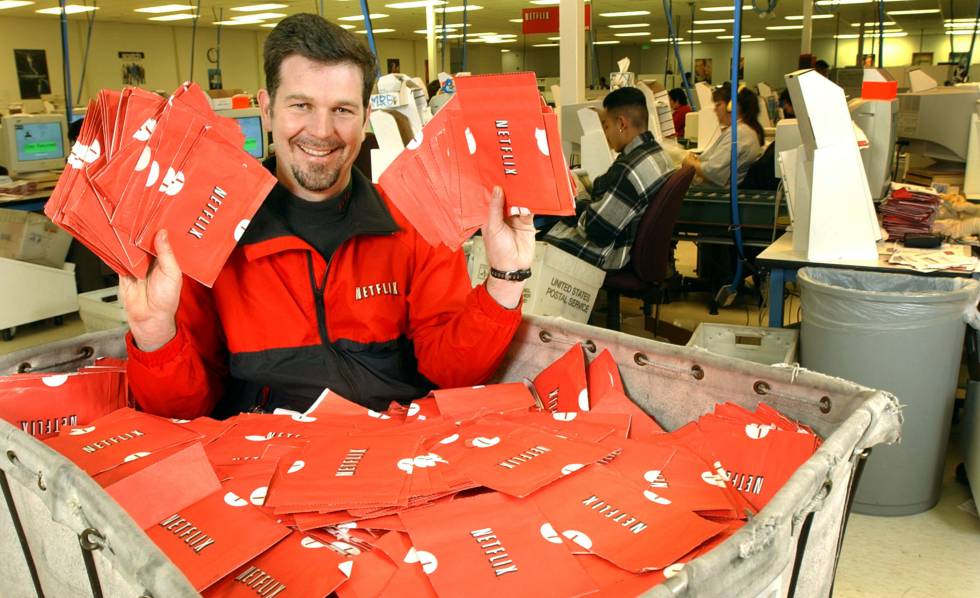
[489,267,533,282]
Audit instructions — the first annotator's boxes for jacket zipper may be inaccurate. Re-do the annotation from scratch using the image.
[305,251,358,398]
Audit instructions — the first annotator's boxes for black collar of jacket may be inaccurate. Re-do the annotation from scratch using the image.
[239,156,399,249]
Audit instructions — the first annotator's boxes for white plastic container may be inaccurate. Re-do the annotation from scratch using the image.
[687,323,799,365]
[78,286,127,333]
[467,237,606,323]
[0,257,77,334]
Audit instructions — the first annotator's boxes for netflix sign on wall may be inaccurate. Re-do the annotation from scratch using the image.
[521,6,591,35]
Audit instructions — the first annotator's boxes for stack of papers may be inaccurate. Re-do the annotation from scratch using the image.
[42,345,821,595]
[887,245,979,273]
[379,72,575,250]
[0,357,128,439]
[44,84,277,287]
[880,186,942,239]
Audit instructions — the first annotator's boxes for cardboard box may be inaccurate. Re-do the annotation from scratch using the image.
[467,238,606,323]
[78,286,127,332]
[0,209,73,268]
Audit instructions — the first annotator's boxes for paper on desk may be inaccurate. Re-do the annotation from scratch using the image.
[886,245,979,273]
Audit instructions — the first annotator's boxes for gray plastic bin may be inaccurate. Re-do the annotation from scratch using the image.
[797,267,979,516]
[1,320,902,598]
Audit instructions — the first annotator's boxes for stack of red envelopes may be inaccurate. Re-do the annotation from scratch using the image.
[378,72,576,250]
[42,346,821,596]
[44,84,277,287]
[0,357,128,439]
[880,186,943,239]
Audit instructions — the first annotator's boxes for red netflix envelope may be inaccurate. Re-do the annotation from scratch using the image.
[588,389,666,439]
[146,487,290,591]
[45,410,203,476]
[534,343,590,412]
[335,533,399,598]
[439,419,612,497]
[372,530,439,597]
[203,531,353,598]
[0,368,128,439]
[399,491,598,598]
[431,383,536,420]
[528,465,726,572]
[586,349,625,403]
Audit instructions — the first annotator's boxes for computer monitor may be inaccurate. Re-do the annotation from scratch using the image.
[897,85,980,163]
[0,114,68,176]
[849,97,898,201]
[559,100,603,162]
[216,108,267,160]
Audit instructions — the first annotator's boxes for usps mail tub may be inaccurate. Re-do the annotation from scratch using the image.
[468,237,606,324]
[687,323,799,366]
[78,286,128,333]
[0,320,900,598]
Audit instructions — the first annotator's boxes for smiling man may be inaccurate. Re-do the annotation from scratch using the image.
[121,13,535,418]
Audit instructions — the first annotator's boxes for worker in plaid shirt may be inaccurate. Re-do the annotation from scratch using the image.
[543,87,676,271]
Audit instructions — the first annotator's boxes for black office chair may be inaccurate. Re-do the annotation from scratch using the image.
[603,165,696,333]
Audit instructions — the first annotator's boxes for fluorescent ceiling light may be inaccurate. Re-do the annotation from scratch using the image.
[949,29,980,35]
[701,5,752,12]
[689,28,726,33]
[785,14,834,20]
[693,18,734,24]
[501,49,510,52]
[742,38,765,42]
[851,21,895,27]
[260,23,278,28]
[149,13,197,20]
[509,18,522,23]
[230,4,287,11]
[717,34,752,39]
[547,36,560,40]
[386,0,445,8]
[339,24,354,29]
[482,38,515,44]
[945,22,980,28]
[816,0,871,5]
[532,43,559,47]
[651,37,683,42]
[134,4,194,13]
[357,28,396,33]
[338,13,389,21]
[946,18,980,23]
[888,9,940,15]
[676,40,702,45]
[599,11,651,17]
[767,25,803,30]
[593,40,620,45]
[835,31,908,38]
[608,23,650,28]
[614,32,651,37]
[232,12,284,19]
[0,1,33,8]
[439,5,482,12]
[37,4,98,14]
[530,0,560,4]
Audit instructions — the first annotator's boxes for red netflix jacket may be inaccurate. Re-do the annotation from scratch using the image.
[127,167,522,419]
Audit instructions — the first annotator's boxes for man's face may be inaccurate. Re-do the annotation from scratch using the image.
[713,100,730,126]
[258,55,368,202]
[599,109,627,153]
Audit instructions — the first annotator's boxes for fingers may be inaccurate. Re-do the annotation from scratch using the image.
[486,186,505,232]
[152,229,183,280]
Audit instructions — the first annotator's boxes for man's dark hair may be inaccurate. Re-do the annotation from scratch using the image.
[264,13,377,107]
[668,88,688,105]
[815,59,830,69]
[602,87,648,130]
[778,88,792,107]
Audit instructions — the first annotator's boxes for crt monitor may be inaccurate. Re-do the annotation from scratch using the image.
[897,85,980,163]
[216,108,267,160]
[0,114,68,175]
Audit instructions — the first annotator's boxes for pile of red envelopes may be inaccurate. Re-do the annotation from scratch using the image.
[880,186,943,239]
[42,345,820,596]
[0,357,128,440]
[378,72,576,250]
[45,84,277,287]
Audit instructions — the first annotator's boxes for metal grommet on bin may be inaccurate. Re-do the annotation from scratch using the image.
[583,340,597,353]
[80,346,95,359]
[17,362,32,374]
[819,396,832,414]
[633,353,649,366]
[691,365,705,380]
[539,330,552,343]
[753,381,770,395]
[36,471,46,492]
[79,528,105,552]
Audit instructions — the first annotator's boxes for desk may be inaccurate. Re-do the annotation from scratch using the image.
[0,190,50,211]
[758,232,975,326]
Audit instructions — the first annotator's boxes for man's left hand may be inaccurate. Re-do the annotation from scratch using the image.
[481,186,535,309]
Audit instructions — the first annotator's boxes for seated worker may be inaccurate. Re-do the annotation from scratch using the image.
[682,84,764,187]
[779,88,795,119]
[815,59,830,78]
[668,88,692,138]
[121,14,535,419]
[542,87,675,271]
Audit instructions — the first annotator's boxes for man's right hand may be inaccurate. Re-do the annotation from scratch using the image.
[120,229,182,352]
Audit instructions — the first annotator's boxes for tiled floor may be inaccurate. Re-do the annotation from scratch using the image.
[2,241,978,596]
